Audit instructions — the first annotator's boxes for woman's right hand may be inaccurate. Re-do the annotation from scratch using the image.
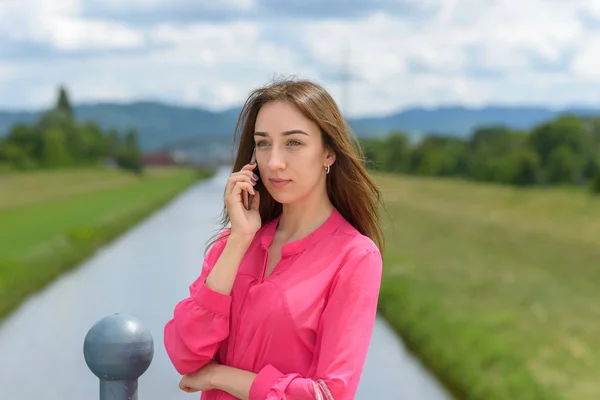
[224,162,261,240]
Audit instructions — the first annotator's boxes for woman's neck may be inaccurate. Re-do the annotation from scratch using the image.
[276,196,334,243]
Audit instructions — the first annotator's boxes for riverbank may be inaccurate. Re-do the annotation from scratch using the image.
[0,166,214,322]
[375,172,600,400]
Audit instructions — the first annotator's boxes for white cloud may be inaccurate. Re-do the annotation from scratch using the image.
[0,0,144,51]
[97,0,255,13]
[296,0,597,114]
[1,0,600,115]
[43,18,145,51]
[150,22,260,60]
[2,19,309,110]
[571,34,600,79]
[303,0,584,74]
[142,21,311,105]
[582,0,600,18]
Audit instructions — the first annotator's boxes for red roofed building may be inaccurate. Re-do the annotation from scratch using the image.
[142,152,175,166]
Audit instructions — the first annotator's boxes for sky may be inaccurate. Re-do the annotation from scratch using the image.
[1,0,600,117]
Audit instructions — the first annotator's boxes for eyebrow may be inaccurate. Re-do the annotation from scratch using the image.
[254,130,309,137]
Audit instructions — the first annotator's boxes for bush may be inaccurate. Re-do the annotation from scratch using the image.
[116,148,143,174]
[590,170,600,195]
[546,145,577,184]
[506,149,541,186]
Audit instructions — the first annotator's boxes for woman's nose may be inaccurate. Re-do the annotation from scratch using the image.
[267,148,286,170]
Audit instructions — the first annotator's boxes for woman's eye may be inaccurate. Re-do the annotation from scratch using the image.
[255,140,300,147]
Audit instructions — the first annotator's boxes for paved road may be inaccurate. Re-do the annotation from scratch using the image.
[0,167,450,399]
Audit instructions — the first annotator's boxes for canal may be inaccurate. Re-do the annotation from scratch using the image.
[0,167,450,399]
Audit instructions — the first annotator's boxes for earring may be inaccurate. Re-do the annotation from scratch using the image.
[325,164,330,174]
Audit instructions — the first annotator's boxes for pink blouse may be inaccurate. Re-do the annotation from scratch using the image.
[164,207,383,399]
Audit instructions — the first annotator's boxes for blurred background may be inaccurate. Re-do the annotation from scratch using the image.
[0,1,599,399]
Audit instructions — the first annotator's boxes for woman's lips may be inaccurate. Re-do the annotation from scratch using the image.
[269,178,291,188]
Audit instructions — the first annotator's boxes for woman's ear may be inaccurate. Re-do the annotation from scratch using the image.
[324,148,336,167]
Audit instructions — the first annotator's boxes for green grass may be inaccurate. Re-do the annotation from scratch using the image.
[375,172,600,400]
[0,166,214,322]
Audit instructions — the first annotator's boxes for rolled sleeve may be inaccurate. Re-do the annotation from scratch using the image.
[163,229,232,375]
[192,280,232,317]
[249,364,286,400]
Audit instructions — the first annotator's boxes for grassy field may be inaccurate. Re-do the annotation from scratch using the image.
[0,166,213,321]
[374,172,600,400]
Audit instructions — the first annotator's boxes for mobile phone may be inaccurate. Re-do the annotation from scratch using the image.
[245,149,256,210]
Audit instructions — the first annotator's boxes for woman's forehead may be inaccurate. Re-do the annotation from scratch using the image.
[255,102,319,136]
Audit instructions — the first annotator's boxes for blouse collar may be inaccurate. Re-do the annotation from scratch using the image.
[259,207,344,257]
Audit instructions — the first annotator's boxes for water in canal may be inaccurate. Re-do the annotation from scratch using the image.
[0,167,450,399]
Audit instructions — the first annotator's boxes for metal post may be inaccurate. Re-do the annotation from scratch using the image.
[83,313,154,400]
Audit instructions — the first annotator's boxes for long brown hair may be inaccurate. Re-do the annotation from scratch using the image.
[205,77,385,254]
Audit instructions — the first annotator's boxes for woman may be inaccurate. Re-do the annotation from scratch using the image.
[164,78,385,400]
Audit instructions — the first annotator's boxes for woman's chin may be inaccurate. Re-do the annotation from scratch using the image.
[268,191,298,205]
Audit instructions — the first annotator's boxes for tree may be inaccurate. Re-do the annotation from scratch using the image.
[5,124,41,160]
[78,121,108,161]
[42,128,71,167]
[410,136,441,174]
[35,110,81,160]
[590,117,600,145]
[591,170,600,194]
[359,138,387,171]
[546,145,577,184]
[529,116,591,172]
[384,131,411,173]
[116,130,143,174]
[0,141,35,170]
[1,87,144,172]
[56,86,73,118]
[410,135,468,177]
[106,129,121,159]
[469,125,515,155]
[582,155,600,182]
[467,126,528,183]
[505,149,541,186]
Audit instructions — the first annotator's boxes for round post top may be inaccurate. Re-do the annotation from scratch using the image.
[83,313,154,381]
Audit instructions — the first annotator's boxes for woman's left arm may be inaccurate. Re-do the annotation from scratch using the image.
[206,247,382,400]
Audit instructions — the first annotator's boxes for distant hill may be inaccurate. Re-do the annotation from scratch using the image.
[348,106,600,137]
[0,102,240,151]
[1,101,599,151]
